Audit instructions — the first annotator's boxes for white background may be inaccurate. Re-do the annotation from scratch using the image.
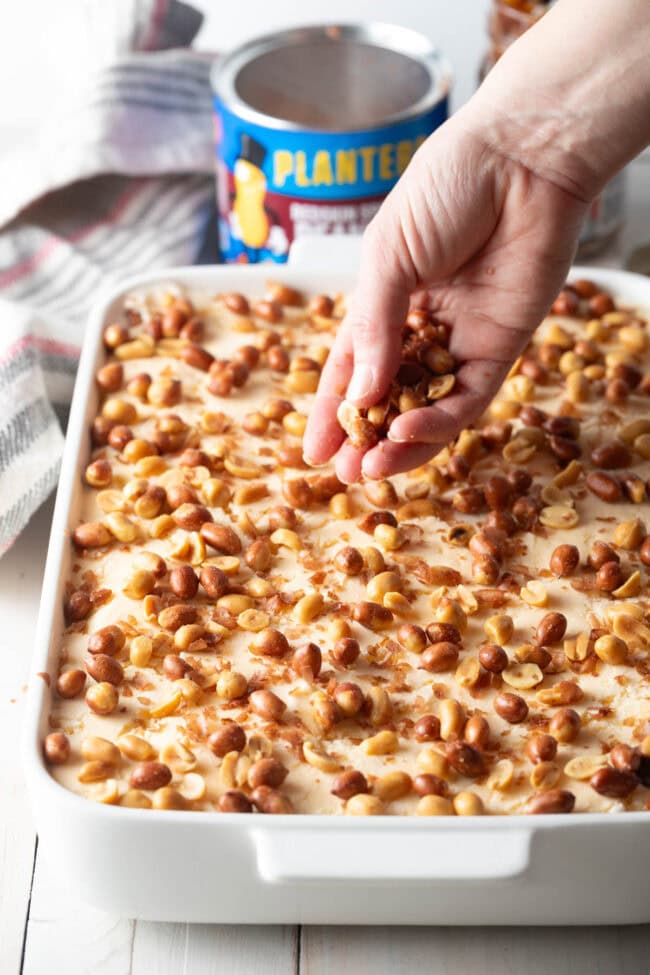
[0,0,490,137]
[192,0,490,109]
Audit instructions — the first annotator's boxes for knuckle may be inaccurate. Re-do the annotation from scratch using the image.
[350,311,378,346]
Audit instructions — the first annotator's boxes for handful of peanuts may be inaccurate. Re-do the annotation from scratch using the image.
[337,308,457,449]
[44,274,650,816]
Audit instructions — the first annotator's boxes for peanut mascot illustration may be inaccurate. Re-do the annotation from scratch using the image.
[227,134,288,262]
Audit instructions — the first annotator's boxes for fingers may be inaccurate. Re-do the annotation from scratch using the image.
[334,438,440,482]
[387,359,510,444]
[345,222,413,408]
[361,440,440,480]
[334,441,366,484]
[303,320,353,466]
[304,209,417,463]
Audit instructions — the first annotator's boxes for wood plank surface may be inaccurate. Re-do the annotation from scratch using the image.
[0,501,53,975]
[21,854,135,975]
[300,925,650,975]
[184,924,298,975]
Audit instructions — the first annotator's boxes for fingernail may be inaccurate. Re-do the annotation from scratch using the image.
[387,425,416,443]
[387,430,409,443]
[361,460,385,480]
[347,364,375,403]
[303,454,327,468]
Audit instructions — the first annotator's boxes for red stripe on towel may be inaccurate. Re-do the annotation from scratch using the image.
[0,334,81,369]
[0,181,150,290]
[142,0,170,51]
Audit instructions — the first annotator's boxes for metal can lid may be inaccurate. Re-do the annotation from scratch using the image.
[212,23,451,133]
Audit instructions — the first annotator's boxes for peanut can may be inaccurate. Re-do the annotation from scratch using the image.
[211,24,451,263]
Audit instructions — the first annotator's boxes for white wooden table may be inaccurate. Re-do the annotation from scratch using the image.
[2,158,650,975]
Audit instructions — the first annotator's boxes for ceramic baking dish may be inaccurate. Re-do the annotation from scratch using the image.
[23,241,650,924]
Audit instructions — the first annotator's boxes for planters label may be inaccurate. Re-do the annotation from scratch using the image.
[213,97,448,264]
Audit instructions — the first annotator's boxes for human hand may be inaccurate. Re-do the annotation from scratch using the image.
[303,0,650,483]
[303,113,587,482]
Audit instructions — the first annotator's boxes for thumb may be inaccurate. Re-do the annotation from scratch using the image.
[344,216,414,408]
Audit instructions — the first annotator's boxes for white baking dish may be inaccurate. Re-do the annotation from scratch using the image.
[23,242,650,925]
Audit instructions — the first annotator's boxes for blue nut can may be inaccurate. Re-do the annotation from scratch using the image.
[211,24,451,263]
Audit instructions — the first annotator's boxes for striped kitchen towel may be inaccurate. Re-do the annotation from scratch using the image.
[0,0,216,556]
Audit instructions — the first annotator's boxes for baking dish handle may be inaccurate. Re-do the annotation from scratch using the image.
[253,827,532,884]
[288,233,363,271]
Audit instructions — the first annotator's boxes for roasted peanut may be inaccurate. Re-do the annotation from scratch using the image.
[397,623,428,653]
[363,479,398,508]
[590,766,638,799]
[535,612,567,646]
[56,668,87,699]
[86,654,123,686]
[200,523,242,554]
[119,735,156,762]
[333,682,365,717]
[169,565,199,600]
[494,692,528,724]
[291,643,322,680]
[527,733,557,764]
[549,708,581,743]
[613,517,645,551]
[421,642,460,673]
[594,634,628,665]
[413,715,441,742]
[130,761,172,791]
[445,740,485,778]
[72,522,112,549]
[43,732,71,765]
[250,689,286,722]
[245,538,273,572]
[596,560,626,593]
[362,730,398,756]
[331,769,369,800]
[330,638,360,667]
[173,503,212,532]
[610,743,641,775]
[199,565,229,599]
[85,681,118,715]
[439,699,465,740]
[484,614,514,645]
[248,758,288,790]
[416,795,454,816]
[413,773,448,797]
[216,671,248,700]
[158,604,198,631]
[586,471,622,503]
[345,794,384,816]
[526,789,575,814]
[294,592,324,623]
[334,546,364,576]
[549,544,580,578]
[479,643,508,673]
[453,792,484,816]
[250,628,290,658]
[351,601,393,631]
[209,723,247,757]
[218,791,253,813]
[589,541,619,570]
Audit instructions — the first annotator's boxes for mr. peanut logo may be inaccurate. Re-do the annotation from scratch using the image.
[228,134,288,263]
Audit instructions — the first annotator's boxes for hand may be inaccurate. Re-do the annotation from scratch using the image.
[303,112,587,483]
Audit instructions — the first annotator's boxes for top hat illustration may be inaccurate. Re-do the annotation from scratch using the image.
[238,133,267,169]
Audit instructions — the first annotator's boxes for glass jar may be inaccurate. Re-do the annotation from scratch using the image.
[481,0,625,258]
